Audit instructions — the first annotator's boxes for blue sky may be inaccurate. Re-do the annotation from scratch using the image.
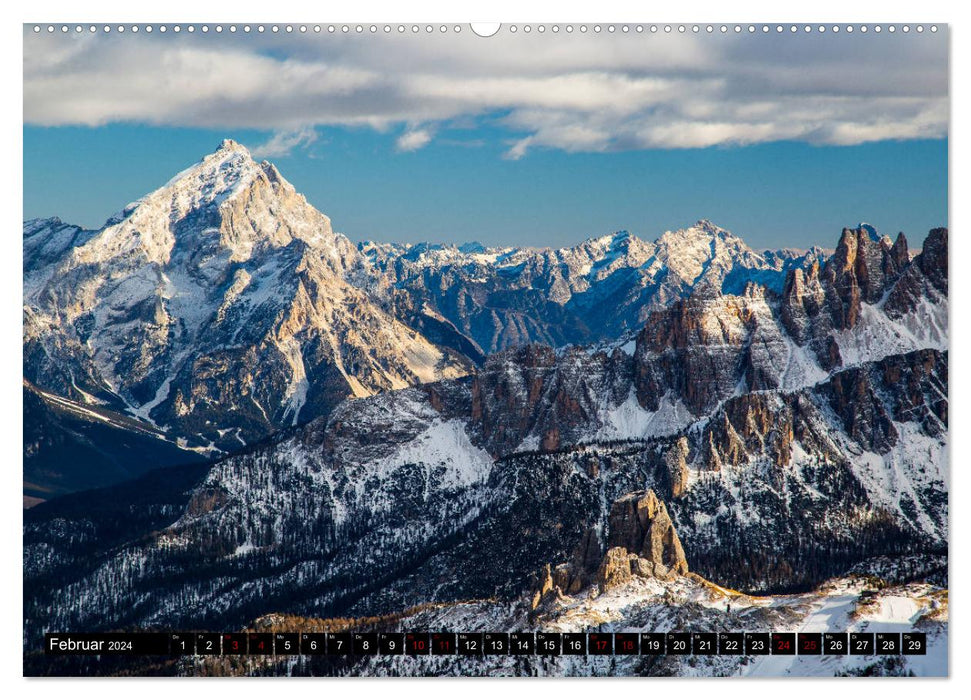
[24,125,947,250]
[23,27,948,250]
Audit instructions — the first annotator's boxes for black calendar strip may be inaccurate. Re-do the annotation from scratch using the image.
[44,631,928,657]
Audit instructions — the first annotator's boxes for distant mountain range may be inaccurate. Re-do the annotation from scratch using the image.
[359,218,827,355]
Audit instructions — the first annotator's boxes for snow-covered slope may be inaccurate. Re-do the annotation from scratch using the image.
[278,572,944,678]
[24,379,204,503]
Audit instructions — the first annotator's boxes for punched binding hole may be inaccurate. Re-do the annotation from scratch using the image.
[470,23,501,38]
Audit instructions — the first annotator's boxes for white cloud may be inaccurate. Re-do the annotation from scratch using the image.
[249,127,318,159]
[504,136,533,161]
[22,30,949,154]
[395,128,434,152]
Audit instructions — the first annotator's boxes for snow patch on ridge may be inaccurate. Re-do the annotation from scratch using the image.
[835,298,948,368]
[366,419,494,492]
[779,332,829,391]
[594,390,694,442]
[276,337,309,425]
[847,421,948,537]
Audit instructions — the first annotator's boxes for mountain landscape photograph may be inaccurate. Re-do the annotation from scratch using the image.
[21,21,948,679]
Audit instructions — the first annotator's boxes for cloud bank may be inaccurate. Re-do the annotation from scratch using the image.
[23,29,948,156]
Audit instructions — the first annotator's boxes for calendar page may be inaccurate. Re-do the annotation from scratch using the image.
[22,21,948,678]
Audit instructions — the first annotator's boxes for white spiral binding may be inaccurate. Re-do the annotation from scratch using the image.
[30,24,940,36]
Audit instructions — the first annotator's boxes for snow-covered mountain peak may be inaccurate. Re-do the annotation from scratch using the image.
[23,142,473,447]
[655,220,761,285]
[217,137,249,154]
[458,241,488,254]
[585,229,632,246]
[66,140,341,270]
[660,219,743,246]
[692,217,723,233]
[570,230,651,266]
[574,228,637,250]
[150,138,265,213]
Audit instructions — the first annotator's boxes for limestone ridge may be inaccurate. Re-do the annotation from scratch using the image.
[781,226,946,371]
[456,227,945,458]
[531,489,689,610]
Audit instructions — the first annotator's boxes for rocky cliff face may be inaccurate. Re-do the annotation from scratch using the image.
[603,490,689,577]
[782,226,946,371]
[460,226,944,460]
[533,489,689,608]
